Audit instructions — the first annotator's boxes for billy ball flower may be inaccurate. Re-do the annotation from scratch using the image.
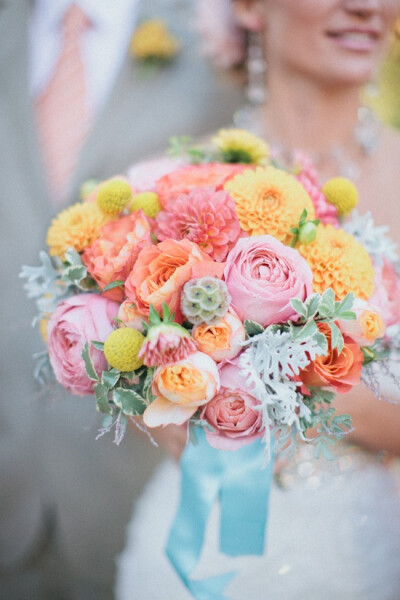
[130,192,161,218]
[155,188,241,261]
[224,166,315,243]
[104,327,145,372]
[322,177,358,217]
[181,277,231,325]
[213,128,269,165]
[47,202,111,260]
[97,178,133,215]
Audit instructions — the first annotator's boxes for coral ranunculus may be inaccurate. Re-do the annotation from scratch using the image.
[47,294,119,396]
[224,235,313,327]
[155,163,247,208]
[201,358,263,450]
[143,352,220,427]
[300,322,363,394]
[125,238,224,322]
[82,212,153,302]
[155,188,241,261]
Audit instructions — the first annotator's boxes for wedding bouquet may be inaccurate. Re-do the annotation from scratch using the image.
[21,128,400,598]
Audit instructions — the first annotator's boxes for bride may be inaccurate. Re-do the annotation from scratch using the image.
[116,1,400,598]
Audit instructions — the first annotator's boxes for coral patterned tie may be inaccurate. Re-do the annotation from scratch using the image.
[36,4,91,205]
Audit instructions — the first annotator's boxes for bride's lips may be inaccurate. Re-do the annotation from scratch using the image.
[326,28,380,52]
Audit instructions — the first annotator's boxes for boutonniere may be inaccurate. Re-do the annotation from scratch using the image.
[130,19,181,67]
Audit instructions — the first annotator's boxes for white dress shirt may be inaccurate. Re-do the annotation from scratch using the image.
[30,0,140,116]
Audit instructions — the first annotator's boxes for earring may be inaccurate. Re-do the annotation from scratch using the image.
[245,31,267,105]
[233,30,266,131]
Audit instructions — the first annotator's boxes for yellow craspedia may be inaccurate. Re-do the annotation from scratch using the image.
[104,328,145,372]
[213,128,270,165]
[97,179,133,215]
[47,203,110,260]
[322,177,358,216]
[130,192,161,218]
[224,166,315,244]
[130,20,180,61]
[298,224,375,300]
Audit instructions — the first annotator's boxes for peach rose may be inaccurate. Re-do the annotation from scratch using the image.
[124,238,224,322]
[337,298,385,347]
[201,358,263,450]
[117,300,146,332]
[143,351,220,427]
[82,212,153,302]
[192,308,245,362]
[300,322,363,394]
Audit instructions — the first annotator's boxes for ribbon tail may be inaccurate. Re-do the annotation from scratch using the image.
[166,428,226,599]
[219,439,274,556]
[188,571,236,600]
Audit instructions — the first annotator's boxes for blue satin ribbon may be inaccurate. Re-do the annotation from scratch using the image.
[166,428,274,600]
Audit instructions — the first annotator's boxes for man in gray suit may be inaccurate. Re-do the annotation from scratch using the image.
[0,1,243,598]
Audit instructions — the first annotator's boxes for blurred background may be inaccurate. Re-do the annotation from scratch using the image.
[0,1,399,599]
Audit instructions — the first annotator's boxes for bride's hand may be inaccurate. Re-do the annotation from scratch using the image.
[149,424,187,461]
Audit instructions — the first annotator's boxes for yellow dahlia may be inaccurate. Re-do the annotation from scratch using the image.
[322,177,358,216]
[224,166,315,243]
[298,224,374,300]
[47,203,110,260]
[130,20,180,61]
[213,128,269,165]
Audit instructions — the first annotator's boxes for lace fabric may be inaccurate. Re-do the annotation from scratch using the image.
[116,445,400,600]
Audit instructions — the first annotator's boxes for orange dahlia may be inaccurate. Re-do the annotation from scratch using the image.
[224,166,315,244]
[298,224,374,300]
[47,203,111,260]
[155,163,247,208]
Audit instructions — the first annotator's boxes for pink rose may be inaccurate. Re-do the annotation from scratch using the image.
[47,294,119,396]
[201,358,263,450]
[370,258,400,327]
[224,235,313,327]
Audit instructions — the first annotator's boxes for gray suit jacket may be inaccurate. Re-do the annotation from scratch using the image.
[0,0,243,597]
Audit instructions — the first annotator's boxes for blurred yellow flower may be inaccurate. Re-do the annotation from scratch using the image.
[213,128,270,165]
[130,20,180,62]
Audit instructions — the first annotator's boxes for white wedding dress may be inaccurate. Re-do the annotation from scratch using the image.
[115,442,400,600]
